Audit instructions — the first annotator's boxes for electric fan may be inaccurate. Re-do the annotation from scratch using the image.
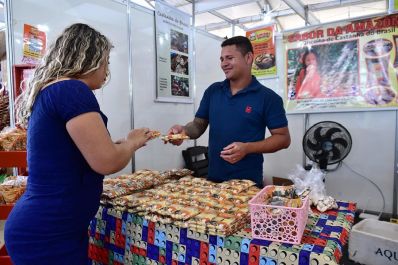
[303,121,352,170]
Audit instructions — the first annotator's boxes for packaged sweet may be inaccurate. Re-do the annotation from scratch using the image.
[0,126,27,151]
[0,175,28,204]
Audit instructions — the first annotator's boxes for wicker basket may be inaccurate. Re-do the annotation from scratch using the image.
[0,90,9,132]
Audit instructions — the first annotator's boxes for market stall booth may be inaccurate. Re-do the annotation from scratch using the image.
[88,170,356,265]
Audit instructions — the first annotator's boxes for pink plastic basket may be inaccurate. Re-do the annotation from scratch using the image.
[249,185,310,244]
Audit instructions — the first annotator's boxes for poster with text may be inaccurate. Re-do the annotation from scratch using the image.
[285,13,398,112]
[155,0,192,103]
[22,24,46,64]
[246,25,276,77]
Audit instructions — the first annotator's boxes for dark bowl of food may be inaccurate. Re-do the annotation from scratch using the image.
[254,53,275,69]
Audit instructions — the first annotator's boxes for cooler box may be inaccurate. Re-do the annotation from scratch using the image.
[349,218,398,265]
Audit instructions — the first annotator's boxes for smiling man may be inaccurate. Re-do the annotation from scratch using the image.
[168,36,290,187]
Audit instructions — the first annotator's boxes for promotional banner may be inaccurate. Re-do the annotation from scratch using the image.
[22,24,46,64]
[155,0,192,103]
[246,25,276,77]
[285,13,398,112]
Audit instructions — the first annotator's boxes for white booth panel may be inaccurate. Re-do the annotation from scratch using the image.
[264,31,396,214]
[263,114,305,186]
[130,6,194,171]
[11,0,132,176]
[258,34,284,98]
[308,111,395,214]
[265,111,395,214]
[194,30,224,147]
[131,9,225,170]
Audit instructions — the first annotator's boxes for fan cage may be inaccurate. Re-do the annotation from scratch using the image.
[303,121,352,166]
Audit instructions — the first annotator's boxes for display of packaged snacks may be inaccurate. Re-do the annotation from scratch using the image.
[101,169,193,201]
[102,172,259,236]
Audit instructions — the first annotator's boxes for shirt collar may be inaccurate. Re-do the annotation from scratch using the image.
[222,75,261,96]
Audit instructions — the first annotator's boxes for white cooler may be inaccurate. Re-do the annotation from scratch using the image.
[349,219,398,265]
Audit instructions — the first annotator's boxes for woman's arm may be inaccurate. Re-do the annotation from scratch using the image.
[66,112,150,175]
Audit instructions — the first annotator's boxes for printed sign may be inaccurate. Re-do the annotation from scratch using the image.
[155,0,192,103]
[285,13,398,112]
[246,25,277,78]
[22,24,46,64]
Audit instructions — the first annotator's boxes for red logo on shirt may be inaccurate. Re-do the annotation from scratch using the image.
[245,106,252,113]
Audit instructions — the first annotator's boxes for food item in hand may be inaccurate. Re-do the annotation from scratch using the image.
[148,130,161,140]
[161,134,190,143]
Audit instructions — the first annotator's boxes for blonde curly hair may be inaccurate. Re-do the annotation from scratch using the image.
[15,23,113,126]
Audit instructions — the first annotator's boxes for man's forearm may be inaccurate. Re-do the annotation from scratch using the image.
[245,127,291,154]
[183,117,208,139]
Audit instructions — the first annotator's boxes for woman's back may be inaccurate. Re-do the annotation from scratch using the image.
[5,80,106,265]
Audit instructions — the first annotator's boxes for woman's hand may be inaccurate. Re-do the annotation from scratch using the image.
[126,127,151,150]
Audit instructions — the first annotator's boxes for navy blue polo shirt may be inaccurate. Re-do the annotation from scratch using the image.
[195,76,287,186]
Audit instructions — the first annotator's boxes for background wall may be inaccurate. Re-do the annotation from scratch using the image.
[130,5,224,170]
[262,36,396,215]
[8,0,396,215]
[193,30,225,147]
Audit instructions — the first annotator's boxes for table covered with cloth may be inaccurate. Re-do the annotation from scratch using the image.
[88,201,356,265]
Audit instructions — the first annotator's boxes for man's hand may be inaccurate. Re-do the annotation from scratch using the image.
[167,124,186,146]
[220,142,248,164]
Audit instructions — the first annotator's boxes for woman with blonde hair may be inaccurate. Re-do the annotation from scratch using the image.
[5,23,151,264]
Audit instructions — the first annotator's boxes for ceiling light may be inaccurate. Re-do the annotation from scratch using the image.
[263,14,273,24]
[37,24,50,32]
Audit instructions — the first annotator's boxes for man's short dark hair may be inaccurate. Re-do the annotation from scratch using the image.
[221,36,253,55]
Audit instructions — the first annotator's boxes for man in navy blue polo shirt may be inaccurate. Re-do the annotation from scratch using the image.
[168,36,290,187]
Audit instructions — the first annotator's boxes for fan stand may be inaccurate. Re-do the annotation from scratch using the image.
[319,159,328,170]
[304,161,336,172]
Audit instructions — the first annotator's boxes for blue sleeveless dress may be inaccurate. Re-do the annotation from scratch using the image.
[5,80,106,265]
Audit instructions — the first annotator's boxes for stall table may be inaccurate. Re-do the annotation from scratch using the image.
[88,201,356,265]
